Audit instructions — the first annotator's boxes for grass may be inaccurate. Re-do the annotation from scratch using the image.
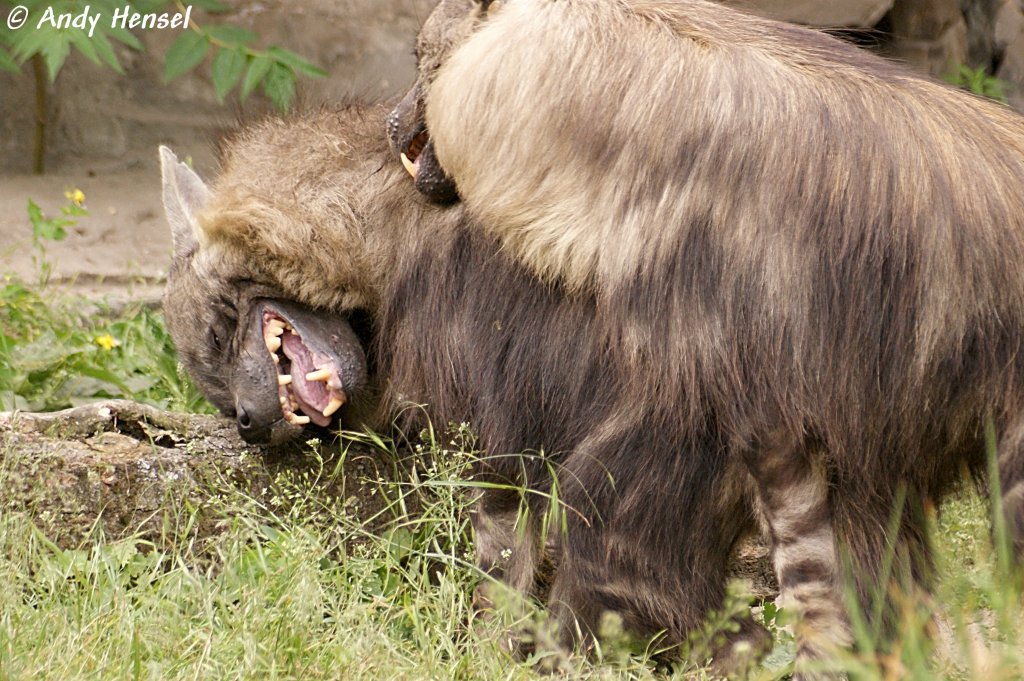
[0,279,209,413]
[0,262,1022,679]
[0,428,699,681]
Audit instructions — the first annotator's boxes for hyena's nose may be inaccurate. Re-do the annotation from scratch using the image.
[237,406,252,429]
[234,403,270,444]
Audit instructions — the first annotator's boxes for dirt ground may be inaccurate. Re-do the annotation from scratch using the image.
[0,155,205,305]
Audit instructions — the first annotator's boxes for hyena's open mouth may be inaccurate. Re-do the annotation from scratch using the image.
[387,95,459,204]
[399,130,429,179]
[262,310,347,427]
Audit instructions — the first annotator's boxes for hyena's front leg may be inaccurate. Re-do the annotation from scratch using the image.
[469,487,557,656]
[745,439,851,680]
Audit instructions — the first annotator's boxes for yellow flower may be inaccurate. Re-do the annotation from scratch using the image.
[95,334,121,351]
[64,188,86,207]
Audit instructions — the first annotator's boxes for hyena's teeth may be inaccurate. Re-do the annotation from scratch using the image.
[305,368,332,382]
[271,354,280,365]
[400,152,417,178]
[288,414,311,426]
[277,374,292,386]
[322,396,344,417]
[267,324,285,337]
[265,335,282,352]
[279,395,288,407]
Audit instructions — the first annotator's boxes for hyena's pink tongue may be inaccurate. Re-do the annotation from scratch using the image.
[279,330,344,427]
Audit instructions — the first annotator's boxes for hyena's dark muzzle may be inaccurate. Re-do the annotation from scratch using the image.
[233,298,368,445]
[387,86,460,205]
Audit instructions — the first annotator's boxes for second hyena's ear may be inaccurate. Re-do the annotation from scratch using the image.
[159,145,211,259]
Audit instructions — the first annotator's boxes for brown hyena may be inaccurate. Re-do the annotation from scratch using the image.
[388,0,1024,674]
[166,95,1024,676]
[161,106,769,674]
[161,150,372,444]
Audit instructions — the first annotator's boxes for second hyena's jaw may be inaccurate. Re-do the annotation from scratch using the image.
[387,86,459,205]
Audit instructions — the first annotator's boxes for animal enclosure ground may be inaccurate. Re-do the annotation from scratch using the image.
[0,416,1020,680]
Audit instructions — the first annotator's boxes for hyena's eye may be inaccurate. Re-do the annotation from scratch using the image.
[209,328,223,353]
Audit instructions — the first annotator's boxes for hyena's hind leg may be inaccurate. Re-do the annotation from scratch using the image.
[744,438,851,680]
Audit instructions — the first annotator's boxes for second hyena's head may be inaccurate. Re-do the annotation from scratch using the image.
[387,0,498,204]
[159,146,373,445]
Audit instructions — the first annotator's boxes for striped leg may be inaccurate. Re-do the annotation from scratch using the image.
[998,417,1024,563]
[746,442,851,680]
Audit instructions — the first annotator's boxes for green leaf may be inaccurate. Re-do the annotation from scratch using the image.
[0,47,18,73]
[262,61,295,112]
[27,199,69,242]
[211,46,245,101]
[26,199,44,228]
[205,25,256,46]
[90,31,124,73]
[267,46,326,78]
[106,25,143,51]
[240,53,271,100]
[68,30,101,68]
[40,33,71,81]
[164,31,209,82]
[10,27,46,63]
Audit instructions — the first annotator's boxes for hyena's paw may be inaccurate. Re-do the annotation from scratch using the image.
[704,617,773,679]
[470,581,535,659]
[471,581,574,672]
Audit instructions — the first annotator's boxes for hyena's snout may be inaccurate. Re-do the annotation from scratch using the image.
[231,298,369,445]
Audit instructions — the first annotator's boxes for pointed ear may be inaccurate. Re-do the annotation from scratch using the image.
[160,145,212,259]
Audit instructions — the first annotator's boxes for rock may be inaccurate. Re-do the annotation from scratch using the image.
[0,400,392,548]
[886,0,969,76]
[994,0,1023,48]
[962,0,1009,74]
[723,0,895,27]
[998,15,1024,109]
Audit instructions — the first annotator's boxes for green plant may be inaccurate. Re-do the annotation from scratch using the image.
[25,188,85,286]
[0,0,325,173]
[0,189,208,412]
[946,64,1009,104]
[0,284,212,412]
